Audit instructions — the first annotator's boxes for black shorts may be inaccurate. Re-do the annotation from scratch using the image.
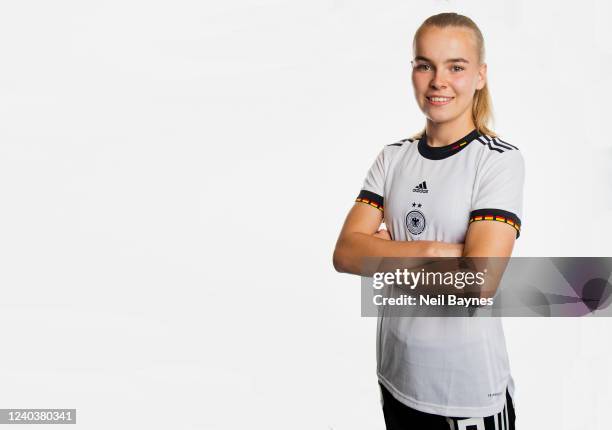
[379,382,516,430]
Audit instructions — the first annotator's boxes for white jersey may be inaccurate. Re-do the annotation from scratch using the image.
[356,128,525,417]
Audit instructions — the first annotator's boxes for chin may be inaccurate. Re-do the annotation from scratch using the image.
[425,112,456,124]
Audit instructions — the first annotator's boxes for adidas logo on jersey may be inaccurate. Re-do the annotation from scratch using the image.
[412,181,429,193]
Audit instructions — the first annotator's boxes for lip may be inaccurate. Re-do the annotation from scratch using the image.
[426,96,454,106]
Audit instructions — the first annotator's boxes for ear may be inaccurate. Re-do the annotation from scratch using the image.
[476,63,487,90]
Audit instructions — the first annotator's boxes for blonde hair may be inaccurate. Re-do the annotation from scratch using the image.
[411,12,497,139]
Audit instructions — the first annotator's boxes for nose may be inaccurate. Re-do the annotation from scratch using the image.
[430,70,447,90]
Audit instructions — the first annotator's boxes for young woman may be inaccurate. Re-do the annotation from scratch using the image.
[333,13,523,429]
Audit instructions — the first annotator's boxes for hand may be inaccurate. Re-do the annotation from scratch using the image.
[373,229,392,241]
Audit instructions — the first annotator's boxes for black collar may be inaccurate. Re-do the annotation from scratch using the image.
[417,129,481,160]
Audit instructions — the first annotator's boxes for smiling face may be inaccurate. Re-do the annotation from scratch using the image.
[412,26,486,128]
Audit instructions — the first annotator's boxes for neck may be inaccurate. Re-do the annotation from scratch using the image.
[424,117,477,147]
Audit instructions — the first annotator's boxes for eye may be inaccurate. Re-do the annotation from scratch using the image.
[451,65,465,72]
[415,64,431,71]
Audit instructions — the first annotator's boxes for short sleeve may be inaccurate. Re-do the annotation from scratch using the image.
[355,147,386,213]
[469,149,525,238]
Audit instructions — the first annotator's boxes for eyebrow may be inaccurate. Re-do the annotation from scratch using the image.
[413,56,470,64]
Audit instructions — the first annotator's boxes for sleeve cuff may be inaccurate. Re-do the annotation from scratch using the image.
[469,208,522,238]
[355,189,384,212]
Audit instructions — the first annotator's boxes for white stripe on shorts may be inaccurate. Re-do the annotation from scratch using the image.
[446,396,510,430]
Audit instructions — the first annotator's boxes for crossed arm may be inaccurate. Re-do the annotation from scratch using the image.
[332,203,461,275]
[333,202,517,297]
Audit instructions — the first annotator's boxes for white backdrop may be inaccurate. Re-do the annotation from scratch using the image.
[0,1,611,429]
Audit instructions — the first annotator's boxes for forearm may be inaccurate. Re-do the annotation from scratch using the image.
[333,232,460,276]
